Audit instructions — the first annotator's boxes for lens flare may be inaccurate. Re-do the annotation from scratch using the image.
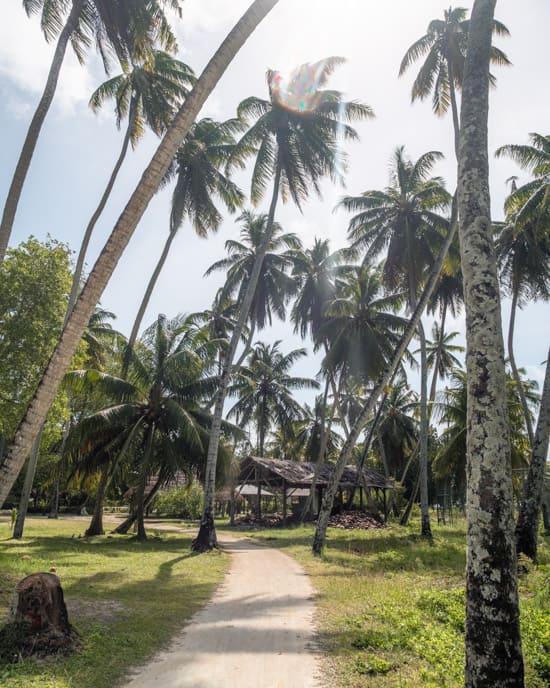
[270,62,326,114]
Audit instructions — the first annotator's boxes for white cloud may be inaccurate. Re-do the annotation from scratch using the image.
[0,4,97,115]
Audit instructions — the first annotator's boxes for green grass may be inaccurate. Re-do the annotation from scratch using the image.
[223,517,550,688]
[0,516,228,688]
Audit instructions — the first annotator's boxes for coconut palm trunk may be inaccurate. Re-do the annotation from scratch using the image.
[0,0,85,263]
[457,1,524,684]
[312,205,458,555]
[66,114,134,322]
[12,428,44,540]
[508,286,535,444]
[123,227,178,374]
[0,0,280,509]
[85,462,110,537]
[515,345,550,561]
[192,164,282,552]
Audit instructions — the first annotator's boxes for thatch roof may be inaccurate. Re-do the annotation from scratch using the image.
[238,456,394,491]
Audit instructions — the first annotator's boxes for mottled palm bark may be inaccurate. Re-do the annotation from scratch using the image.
[192,163,282,552]
[312,209,459,554]
[516,345,550,561]
[457,1,524,685]
[0,0,85,264]
[508,287,535,444]
[0,0,280,508]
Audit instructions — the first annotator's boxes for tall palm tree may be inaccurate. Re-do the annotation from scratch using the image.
[457,1,524,681]
[124,117,245,367]
[425,322,464,402]
[0,0,281,509]
[0,0,182,262]
[228,341,319,456]
[193,57,372,550]
[340,146,451,537]
[66,51,195,322]
[398,6,510,153]
[206,210,300,348]
[66,314,232,540]
[293,396,342,464]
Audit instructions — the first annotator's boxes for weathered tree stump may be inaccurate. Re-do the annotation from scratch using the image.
[0,573,77,662]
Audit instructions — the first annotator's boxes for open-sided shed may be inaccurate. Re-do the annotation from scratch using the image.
[237,456,395,521]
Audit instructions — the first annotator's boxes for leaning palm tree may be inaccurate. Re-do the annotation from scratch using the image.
[340,146,451,537]
[0,0,182,263]
[123,117,245,369]
[228,341,319,457]
[0,0,281,509]
[192,57,373,550]
[398,6,510,152]
[66,51,195,322]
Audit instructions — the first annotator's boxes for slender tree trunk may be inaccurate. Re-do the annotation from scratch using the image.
[508,286,535,445]
[515,345,550,561]
[0,0,280,509]
[0,0,84,263]
[192,162,283,552]
[12,429,43,540]
[123,228,178,375]
[134,475,148,542]
[112,475,162,534]
[85,463,110,537]
[400,471,420,526]
[429,301,448,404]
[447,59,461,159]
[48,478,60,519]
[458,2,524,684]
[312,196,459,555]
[417,320,432,537]
[234,321,256,369]
[65,120,133,323]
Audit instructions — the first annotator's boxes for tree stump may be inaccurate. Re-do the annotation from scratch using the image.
[0,573,77,661]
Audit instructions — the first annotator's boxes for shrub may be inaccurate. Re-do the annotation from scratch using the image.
[153,483,204,519]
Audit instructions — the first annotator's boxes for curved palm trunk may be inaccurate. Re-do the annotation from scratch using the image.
[134,474,148,541]
[0,0,84,263]
[508,286,535,445]
[12,428,43,540]
[65,120,134,323]
[429,301,448,404]
[85,462,110,537]
[312,196,459,555]
[112,474,162,534]
[458,1,524,684]
[417,320,432,537]
[447,59,461,159]
[123,228,178,375]
[0,0,280,509]
[515,345,550,560]
[192,163,283,552]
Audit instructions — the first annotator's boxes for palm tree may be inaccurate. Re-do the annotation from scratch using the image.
[124,117,245,367]
[457,1,524,681]
[398,6,510,153]
[66,51,195,322]
[495,133,550,228]
[425,322,464,402]
[0,0,182,263]
[206,210,300,349]
[293,396,342,463]
[0,0,281,509]
[228,341,319,456]
[319,261,410,385]
[66,314,232,540]
[340,146,451,538]
[193,57,372,550]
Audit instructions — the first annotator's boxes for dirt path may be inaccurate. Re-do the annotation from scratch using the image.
[124,533,320,688]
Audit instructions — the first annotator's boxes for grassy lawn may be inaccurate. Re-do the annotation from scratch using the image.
[222,517,550,688]
[0,515,228,688]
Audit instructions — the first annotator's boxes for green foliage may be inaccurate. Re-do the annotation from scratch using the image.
[154,483,204,519]
[0,237,72,438]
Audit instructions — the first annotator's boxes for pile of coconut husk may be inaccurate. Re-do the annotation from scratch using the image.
[328,510,387,530]
[234,513,290,528]
[0,573,78,664]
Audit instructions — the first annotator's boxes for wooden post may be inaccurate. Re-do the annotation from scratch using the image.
[383,489,388,523]
[360,486,364,509]
[256,467,262,521]
[282,480,287,520]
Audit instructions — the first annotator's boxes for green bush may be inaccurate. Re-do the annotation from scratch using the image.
[153,483,204,519]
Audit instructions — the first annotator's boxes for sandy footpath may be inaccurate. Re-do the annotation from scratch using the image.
[123,533,320,688]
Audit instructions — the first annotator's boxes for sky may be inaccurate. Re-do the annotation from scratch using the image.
[1,0,549,405]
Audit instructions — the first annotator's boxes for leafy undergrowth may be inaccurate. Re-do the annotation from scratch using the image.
[0,516,228,688]
[227,518,550,687]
